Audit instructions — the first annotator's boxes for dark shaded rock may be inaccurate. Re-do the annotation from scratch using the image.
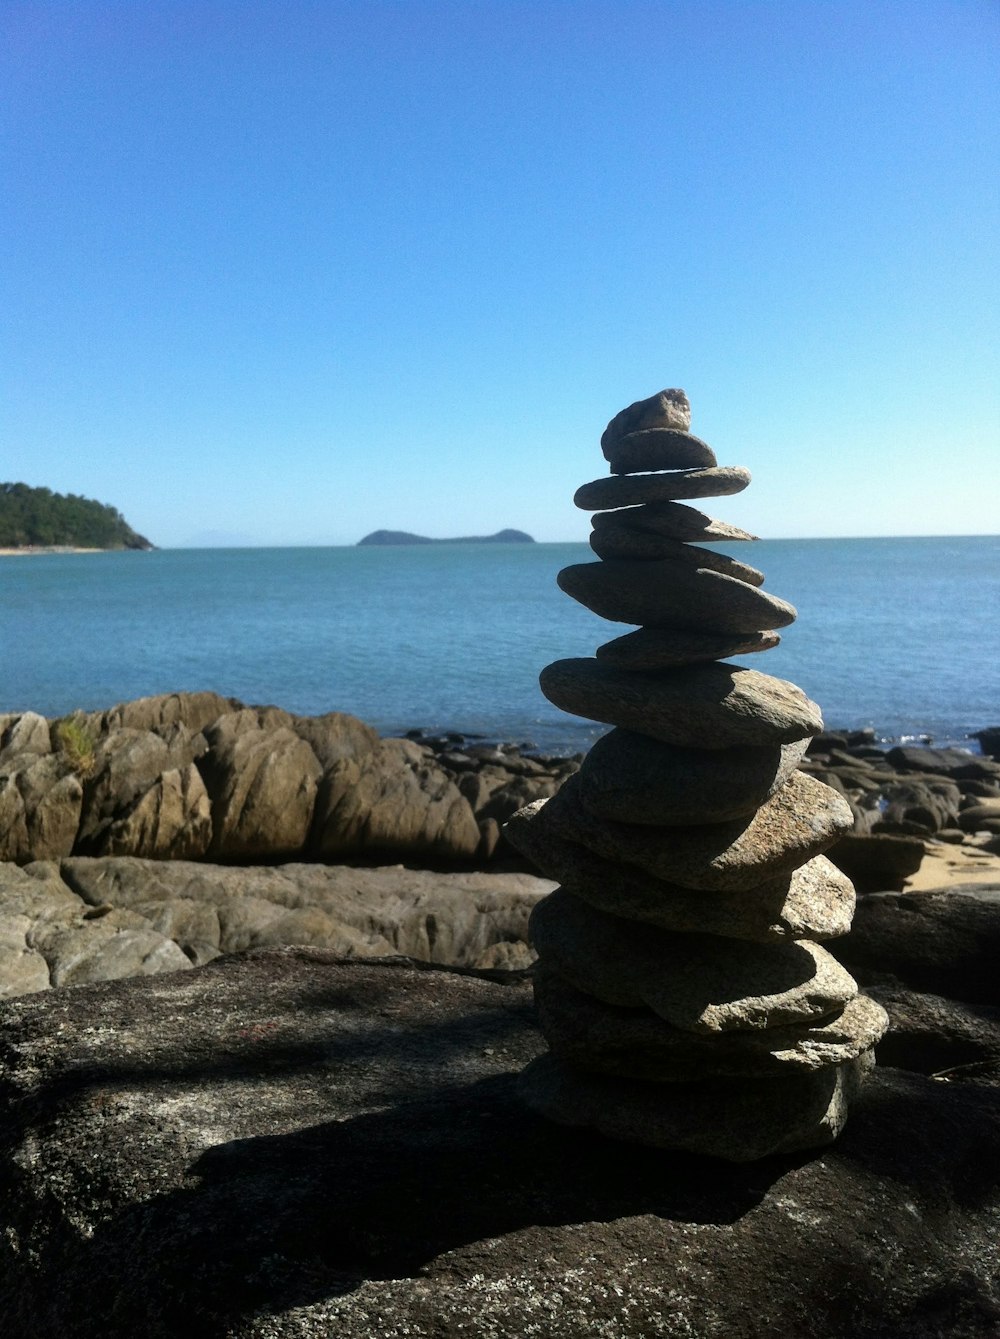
[588,528,764,582]
[539,658,823,749]
[596,624,781,669]
[885,745,997,778]
[600,387,692,445]
[974,726,1000,760]
[867,984,1000,1075]
[605,429,718,475]
[575,465,751,510]
[557,560,795,633]
[591,498,758,542]
[0,950,997,1339]
[831,887,1000,1007]
[575,729,807,825]
[826,832,926,893]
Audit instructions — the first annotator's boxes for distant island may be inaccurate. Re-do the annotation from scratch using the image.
[0,482,153,552]
[358,528,535,546]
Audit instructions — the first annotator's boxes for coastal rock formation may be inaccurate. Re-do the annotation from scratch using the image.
[0,693,574,868]
[0,858,554,996]
[506,388,887,1160]
[1,952,997,1339]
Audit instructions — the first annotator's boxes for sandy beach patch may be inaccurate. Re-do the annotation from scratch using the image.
[905,836,1000,892]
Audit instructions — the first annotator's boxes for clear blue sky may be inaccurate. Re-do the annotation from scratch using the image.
[3,1,997,546]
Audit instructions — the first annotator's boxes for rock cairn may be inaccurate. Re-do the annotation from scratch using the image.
[505,388,888,1161]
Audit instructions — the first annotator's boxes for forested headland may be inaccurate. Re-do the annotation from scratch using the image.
[0,483,153,550]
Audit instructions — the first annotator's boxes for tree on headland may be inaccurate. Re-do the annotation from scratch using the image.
[0,483,153,550]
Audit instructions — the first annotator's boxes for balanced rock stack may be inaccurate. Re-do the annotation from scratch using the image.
[505,388,888,1161]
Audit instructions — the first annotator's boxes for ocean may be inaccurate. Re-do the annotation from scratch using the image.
[3,537,998,755]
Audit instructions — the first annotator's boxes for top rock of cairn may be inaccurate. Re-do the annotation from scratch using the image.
[505,388,886,1161]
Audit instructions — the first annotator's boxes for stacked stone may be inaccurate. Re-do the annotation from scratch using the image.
[505,389,887,1161]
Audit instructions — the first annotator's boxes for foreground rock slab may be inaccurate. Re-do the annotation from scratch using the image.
[0,951,997,1339]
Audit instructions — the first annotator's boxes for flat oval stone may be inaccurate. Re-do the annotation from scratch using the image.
[592,500,758,542]
[503,804,856,941]
[531,889,859,1034]
[606,429,717,475]
[534,969,888,1081]
[575,466,750,511]
[557,562,794,633]
[596,626,781,670]
[535,771,854,892]
[576,730,808,825]
[538,659,822,749]
[588,530,765,585]
[517,1051,874,1160]
[601,389,692,448]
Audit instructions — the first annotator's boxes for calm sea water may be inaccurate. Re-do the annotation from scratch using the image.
[3,538,998,755]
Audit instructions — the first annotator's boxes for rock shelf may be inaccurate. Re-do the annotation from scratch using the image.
[506,387,888,1159]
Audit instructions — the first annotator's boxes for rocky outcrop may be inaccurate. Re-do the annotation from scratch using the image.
[0,951,997,1339]
[0,693,572,868]
[0,857,554,995]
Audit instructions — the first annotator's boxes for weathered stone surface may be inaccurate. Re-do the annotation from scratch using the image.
[520,1052,873,1162]
[601,387,692,445]
[831,886,1000,1007]
[605,429,717,475]
[530,772,853,892]
[75,725,207,855]
[94,690,236,736]
[588,528,765,581]
[575,465,751,511]
[576,729,808,825]
[527,771,851,894]
[199,711,323,859]
[0,860,191,997]
[98,762,212,860]
[597,624,781,668]
[505,805,856,942]
[592,498,759,542]
[0,754,83,862]
[0,710,51,761]
[531,889,858,1032]
[539,659,823,749]
[534,969,888,1080]
[1,951,996,1338]
[58,856,553,974]
[312,737,482,862]
[558,561,794,632]
[289,710,379,770]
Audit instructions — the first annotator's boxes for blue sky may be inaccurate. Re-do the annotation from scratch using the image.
[3,0,997,546]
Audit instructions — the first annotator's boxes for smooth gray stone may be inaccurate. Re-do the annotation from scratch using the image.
[575,466,751,511]
[596,626,781,669]
[530,889,859,1033]
[534,968,888,1080]
[601,388,692,447]
[605,429,717,475]
[538,659,823,749]
[592,500,758,542]
[588,530,765,584]
[534,771,854,892]
[518,1051,875,1161]
[576,730,808,826]
[503,804,857,942]
[557,562,795,633]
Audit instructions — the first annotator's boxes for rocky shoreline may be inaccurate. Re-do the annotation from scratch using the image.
[2,704,999,1332]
